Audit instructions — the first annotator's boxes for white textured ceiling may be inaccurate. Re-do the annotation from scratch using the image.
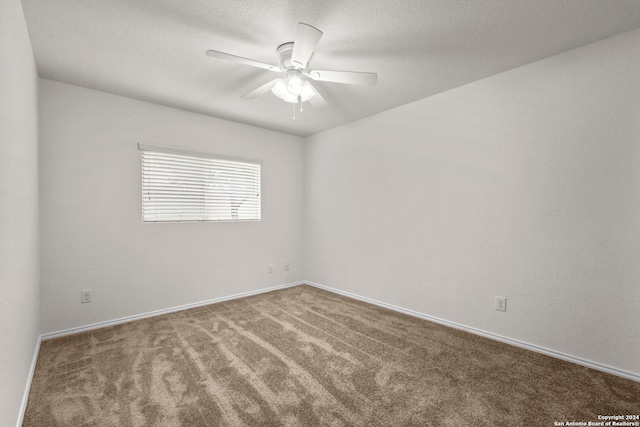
[21,0,640,136]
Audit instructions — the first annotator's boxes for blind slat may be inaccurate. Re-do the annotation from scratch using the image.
[142,163,260,176]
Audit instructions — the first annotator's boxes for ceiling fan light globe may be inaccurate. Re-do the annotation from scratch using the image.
[272,80,297,103]
[300,81,316,100]
[287,75,303,96]
[272,79,316,103]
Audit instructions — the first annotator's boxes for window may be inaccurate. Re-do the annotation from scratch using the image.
[139,144,261,222]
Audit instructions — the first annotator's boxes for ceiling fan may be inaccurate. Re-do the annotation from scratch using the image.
[206,22,378,113]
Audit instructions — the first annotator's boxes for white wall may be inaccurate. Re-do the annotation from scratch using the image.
[39,80,304,334]
[0,0,40,426]
[304,29,640,376]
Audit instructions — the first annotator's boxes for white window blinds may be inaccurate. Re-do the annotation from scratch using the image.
[139,144,261,222]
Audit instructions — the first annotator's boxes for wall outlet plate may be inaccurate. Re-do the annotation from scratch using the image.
[495,296,506,312]
[81,289,92,304]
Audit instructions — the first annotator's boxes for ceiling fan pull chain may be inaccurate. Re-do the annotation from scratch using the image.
[292,102,296,120]
[298,95,303,113]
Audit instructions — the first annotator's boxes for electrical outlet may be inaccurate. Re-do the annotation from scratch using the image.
[495,296,506,312]
[81,289,92,304]
[284,261,290,271]
[268,264,273,274]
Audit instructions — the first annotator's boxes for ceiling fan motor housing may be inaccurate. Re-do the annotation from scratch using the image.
[276,42,300,69]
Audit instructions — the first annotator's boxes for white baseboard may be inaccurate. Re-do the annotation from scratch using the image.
[305,281,640,383]
[16,335,42,427]
[41,281,305,341]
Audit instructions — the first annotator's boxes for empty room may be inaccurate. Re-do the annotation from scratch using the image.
[2,0,639,426]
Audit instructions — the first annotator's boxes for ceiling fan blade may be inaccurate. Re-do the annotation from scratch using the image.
[308,70,378,86]
[308,84,328,109]
[241,79,280,99]
[206,50,281,72]
[291,23,323,69]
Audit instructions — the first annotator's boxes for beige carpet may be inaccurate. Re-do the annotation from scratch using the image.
[23,285,639,426]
